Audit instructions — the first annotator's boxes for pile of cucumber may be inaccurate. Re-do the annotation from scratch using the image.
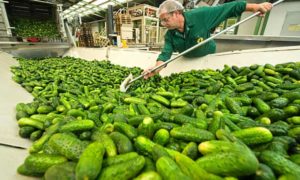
[11,18,60,39]
[12,57,300,179]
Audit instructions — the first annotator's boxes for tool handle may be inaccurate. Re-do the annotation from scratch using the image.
[130,0,284,83]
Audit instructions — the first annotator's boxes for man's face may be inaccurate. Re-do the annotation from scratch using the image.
[159,12,177,29]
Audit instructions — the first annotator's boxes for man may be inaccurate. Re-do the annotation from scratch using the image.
[144,0,273,79]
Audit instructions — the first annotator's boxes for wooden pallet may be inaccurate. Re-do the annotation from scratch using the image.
[93,32,110,47]
[116,14,131,24]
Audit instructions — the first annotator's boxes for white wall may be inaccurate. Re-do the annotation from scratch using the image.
[236,12,258,35]
[90,22,99,34]
[264,1,300,36]
[237,1,300,36]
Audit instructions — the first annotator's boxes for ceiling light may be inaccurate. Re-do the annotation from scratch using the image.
[93,7,100,11]
[73,5,79,8]
[99,1,115,8]
[92,0,107,5]
[78,1,86,6]
[116,0,127,3]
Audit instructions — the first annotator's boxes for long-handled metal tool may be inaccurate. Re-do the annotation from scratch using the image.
[120,0,284,92]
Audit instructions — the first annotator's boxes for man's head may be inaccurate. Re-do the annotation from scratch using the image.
[158,0,184,29]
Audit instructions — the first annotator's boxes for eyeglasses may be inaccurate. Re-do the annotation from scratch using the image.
[160,13,173,25]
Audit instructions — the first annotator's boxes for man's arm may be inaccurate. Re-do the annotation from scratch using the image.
[143,60,165,79]
[246,2,273,16]
[197,1,272,31]
[143,32,173,79]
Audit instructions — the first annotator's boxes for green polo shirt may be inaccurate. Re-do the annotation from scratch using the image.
[158,1,246,61]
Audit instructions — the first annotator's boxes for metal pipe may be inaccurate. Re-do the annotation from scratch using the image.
[0,1,12,37]
[30,0,57,5]
[106,5,114,39]
[65,22,77,47]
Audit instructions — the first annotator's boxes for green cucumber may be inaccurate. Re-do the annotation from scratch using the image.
[24,153,67,173]
[152,144,172,161]
[18,117,44,130]
[181,142,198,160]
[153,129,170,146]
[151,95,170,107]
[17,164,43,177]
[142,157,156,172]
[19,126,36,138]
[175,153,223,180]
[171,99,188,108]
[102,152,139,167]
[60,119,94,132]
[138,117,155,139]
[44,162,76,180]
[91,130,117,157]
[114,122,138,140]
[124,97,147,104]
[253,98,271,114]
[253,163,276,180]
[173,114,207,129]
[47,133,85,160]
[137,104,151,115]
[270,97,289,108]
[37,105,54,114]
[196,151,258,176]
[156,156,191,180]
[209,111,224,135]
[109,132,133,154]
[76,142,105,180]
[134,136,156,156]
[134,171,162,180]
[232,127,273,145]
[170,126,215,143]
[260,150,300,176]
[99,155,145,180]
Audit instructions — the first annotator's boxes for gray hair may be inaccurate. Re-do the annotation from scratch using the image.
[158,0,184,16]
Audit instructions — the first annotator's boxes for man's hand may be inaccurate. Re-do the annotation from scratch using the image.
[246,2,273,16]
[143,61,165,79]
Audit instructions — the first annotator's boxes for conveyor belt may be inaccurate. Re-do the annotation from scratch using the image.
[0,51,37,179]
[1,45,300,179]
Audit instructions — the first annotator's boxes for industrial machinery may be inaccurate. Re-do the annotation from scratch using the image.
[127,4,159,44]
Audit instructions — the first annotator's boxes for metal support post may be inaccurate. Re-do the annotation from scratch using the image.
[57,4,67,38]
[0,0,12,37]
[65,22,77,47]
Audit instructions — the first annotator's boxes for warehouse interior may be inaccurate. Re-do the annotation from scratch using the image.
[1,0,300,179]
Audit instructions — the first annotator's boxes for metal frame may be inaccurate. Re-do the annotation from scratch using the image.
[57,4,67,38]
[128,4,159,44]
[0,0,12,37]
[260,11,270,35]
[253,16,262,35]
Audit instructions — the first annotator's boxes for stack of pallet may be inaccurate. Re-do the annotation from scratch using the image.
[79,24,94,47]
[115,13,133,40]
[93,32,110,47]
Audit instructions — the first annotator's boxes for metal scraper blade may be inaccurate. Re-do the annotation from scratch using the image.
[120,73,133,92]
